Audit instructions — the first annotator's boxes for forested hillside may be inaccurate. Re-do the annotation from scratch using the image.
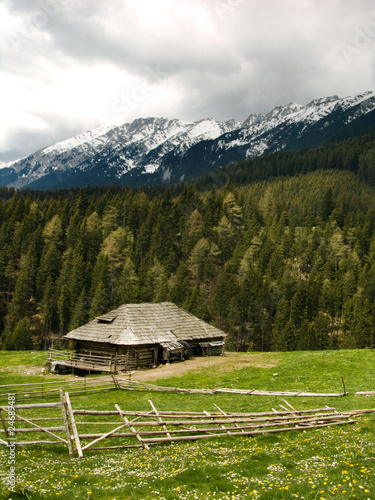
[1,134,375,352]
[195,132,375,189]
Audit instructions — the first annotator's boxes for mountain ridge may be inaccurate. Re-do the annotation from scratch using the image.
[1,90,375,190]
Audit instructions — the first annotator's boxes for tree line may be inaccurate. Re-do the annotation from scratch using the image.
[1,133,375,351]
[193,131,375,190]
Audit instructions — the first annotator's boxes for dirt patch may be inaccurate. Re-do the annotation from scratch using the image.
[0,365,45,376]
[0,364,77,381]
[129,352,279,383]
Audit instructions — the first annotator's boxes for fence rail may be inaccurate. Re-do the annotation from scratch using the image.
[116,378,350,397]
[0,375,119,402]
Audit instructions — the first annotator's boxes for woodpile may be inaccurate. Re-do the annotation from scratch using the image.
[1,393,374,458]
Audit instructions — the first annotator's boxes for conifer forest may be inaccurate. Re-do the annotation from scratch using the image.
[2,133,375,352]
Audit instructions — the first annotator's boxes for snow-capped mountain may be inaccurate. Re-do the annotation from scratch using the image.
[1,91,375,190]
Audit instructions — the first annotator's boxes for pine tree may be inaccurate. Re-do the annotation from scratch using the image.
[43,214,63,247]
[57,284,71,334]
[113,258,139,306]
[36,244,61,300]
[168,262,190,305]
[3,318,33,350]
[7,247,38,328]
[320,187,334,221]
[223,192,243,227]
[70,289,89,330]
[89,282,111,319]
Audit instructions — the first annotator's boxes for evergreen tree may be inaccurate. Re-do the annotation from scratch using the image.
[57,284,71,334]
[113,258,139,306]
[89,282,111,319]
[70,289,89,330]
[3,318,33,350]
[7,247,38,328]
[43,214,63,247]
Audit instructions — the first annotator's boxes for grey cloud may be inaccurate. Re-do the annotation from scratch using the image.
[2,0,375,161]
[41,4,238,78]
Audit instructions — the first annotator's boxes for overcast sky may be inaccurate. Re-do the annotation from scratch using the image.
[1,0,375,162]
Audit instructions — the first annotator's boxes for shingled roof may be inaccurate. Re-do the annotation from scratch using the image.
[64,302,226,346]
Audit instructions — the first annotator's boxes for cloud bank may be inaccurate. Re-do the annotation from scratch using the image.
[1,0,375,161]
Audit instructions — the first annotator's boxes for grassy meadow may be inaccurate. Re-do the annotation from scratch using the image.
[0,349,374,499]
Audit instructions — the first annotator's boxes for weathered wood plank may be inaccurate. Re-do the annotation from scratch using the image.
[148,400,172,439]
[0,403,61,410]
[7,413,67,444]
[141,419,357,445]
[81,423,128,451]
[116,404,149,450]
[60,389,74,456]
[65,392,83,458]
[0,408,10,444]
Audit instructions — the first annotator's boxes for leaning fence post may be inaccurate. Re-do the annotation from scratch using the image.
[60,389,74,456]
[65,392,83,458]
[341,377,347,396]
[116,404,149,450]
[0,408,10,445]
[148,399,172,440]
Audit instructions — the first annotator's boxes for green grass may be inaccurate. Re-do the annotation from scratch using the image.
[0,349,374,499]
[0,351,66,386]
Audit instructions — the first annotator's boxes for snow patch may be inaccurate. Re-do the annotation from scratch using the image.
[143,164,159,174]
[42,125,112,155]
[162,168,171,182]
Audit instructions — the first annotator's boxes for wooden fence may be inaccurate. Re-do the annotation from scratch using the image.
[1,393,374,458]
[116,377,350,397]
[47,349,128,373]
[0,375,120,403]
[71,401,361,456]
[0,390,72,453]
[2,374,374,403]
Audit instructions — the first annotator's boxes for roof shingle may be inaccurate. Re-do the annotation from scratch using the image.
[64,302,226,346]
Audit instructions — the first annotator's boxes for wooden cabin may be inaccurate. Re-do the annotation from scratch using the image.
[52,302,226,373]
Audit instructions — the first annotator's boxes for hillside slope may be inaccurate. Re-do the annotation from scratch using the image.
[1,145,375,352]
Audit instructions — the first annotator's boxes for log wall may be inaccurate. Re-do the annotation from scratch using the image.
[76,343,156,370]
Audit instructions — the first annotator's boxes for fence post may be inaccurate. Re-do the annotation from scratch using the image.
[65,392,83,458]
[0,408,10,445]
[60,389,74,456]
